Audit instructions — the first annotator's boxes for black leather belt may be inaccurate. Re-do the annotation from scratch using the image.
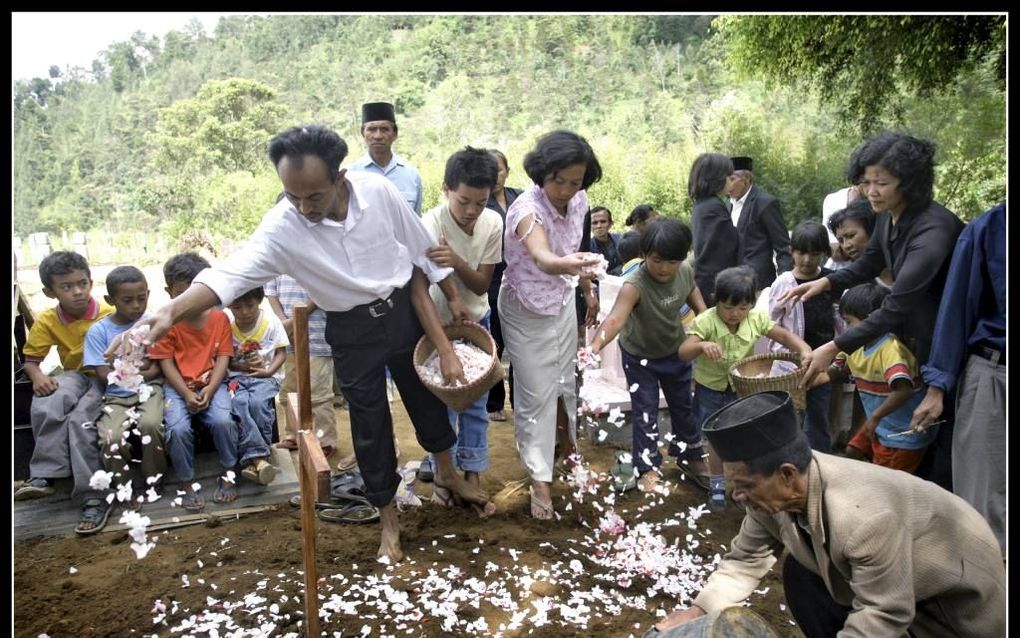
[971,345,1005,366]
[342,288,402,320]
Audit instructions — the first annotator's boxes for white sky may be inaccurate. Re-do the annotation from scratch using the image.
[11,12,257,82]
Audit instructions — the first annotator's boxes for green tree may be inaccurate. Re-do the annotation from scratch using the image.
[715,15,1006,133]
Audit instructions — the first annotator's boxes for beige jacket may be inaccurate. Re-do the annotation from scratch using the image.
[694,453,1005,637]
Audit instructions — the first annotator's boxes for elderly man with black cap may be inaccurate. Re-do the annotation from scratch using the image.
[349,101,424,215]
[648,391,1005,638]
[727,157,792,289]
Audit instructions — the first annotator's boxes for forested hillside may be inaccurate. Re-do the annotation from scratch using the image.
[13,14,1006,245]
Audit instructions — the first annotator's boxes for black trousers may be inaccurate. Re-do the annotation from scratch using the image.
[486,289,514,412]
[783,555,850,638]
[325,285,456,507]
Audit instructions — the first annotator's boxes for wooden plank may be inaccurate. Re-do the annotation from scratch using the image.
[293,304,331,638]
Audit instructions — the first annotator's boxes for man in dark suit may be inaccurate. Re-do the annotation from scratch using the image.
[728,156,792,289]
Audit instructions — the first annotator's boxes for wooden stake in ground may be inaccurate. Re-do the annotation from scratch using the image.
[289,304,330,637]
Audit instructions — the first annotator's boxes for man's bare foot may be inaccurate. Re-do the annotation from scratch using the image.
[433,454,489,506]
[377,504,404,563]
[465,471,496,518]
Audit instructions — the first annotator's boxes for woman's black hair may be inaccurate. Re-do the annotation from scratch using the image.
[839,282,891,321]
[827,198,876,238]
[640,218,691,261]
[522,130,602,190]
[687,153,735,200]
[847,132,936,213]
[624,204,657,227]
[714,266,758,306]
[268,124,349,181]
[790,221,832,256]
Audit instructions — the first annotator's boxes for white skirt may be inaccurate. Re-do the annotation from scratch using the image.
[498,287,578,482]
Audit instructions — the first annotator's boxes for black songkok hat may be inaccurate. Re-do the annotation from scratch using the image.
[362,102,396,124]
[703,391,799,462]
[731,156,753,172]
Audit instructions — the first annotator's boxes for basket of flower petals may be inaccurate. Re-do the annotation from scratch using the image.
[728,352,806,412]
[414,321,505,413]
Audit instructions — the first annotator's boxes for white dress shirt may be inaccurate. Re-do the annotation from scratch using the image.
[195,171,452,311]
[730,189,749,227]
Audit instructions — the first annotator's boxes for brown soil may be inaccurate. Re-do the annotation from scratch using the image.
[13,398,801,638]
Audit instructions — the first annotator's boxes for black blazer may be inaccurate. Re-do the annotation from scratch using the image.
[487,186,522,300]
[736,184,793,288]
[828,200,964,365]
[692,195,740,303]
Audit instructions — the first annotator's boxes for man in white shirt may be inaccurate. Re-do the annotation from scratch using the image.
[129,124,488,562]
[348,102,424,215]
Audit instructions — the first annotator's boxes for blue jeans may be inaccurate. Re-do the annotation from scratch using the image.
[229,376,278,465]
[164,384,237,481]
[434,313,491,473]
[802,382,832,452]
[693,383,739,431]
[621,347,699,474]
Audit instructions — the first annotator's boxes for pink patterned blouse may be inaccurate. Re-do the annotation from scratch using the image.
[501,184,589,316]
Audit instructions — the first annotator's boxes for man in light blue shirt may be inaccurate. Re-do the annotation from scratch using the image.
[348,102,424,215]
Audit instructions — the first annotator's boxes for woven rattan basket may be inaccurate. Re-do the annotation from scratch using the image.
[413,321,504,413]
[728,352,806,412]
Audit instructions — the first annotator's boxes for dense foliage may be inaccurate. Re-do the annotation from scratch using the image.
[13,15,1006,248]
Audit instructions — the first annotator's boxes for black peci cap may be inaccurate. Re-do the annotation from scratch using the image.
[703,391,799,462]
[361,102,396,124]
[731,156,753,172]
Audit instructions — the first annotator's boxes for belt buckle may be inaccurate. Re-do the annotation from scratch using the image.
[368,297,393,318]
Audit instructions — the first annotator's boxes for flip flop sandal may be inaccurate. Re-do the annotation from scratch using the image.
[529,485,556,521]
[274,439,299,450]
[335,453,359,473]
[75,498,112,536]
[181,492,205,512]
[289,494,338,509]
[318,501,380,524]
[214,478,238,504]
[430,484,455,507]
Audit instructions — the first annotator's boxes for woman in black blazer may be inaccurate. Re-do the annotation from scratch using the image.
[690,154,740,305]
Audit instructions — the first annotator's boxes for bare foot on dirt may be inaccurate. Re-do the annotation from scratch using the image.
[434,463,489,506]
[465,472,496,518]
[638,471,661,492]
[377,504,404,563]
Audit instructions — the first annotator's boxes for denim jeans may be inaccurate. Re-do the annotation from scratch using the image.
[693,383,739,431]
[435,313,492,473]
[620,347,698,474]
[802,382,833,452]
[164,384,236,481]
[228,376,278,465]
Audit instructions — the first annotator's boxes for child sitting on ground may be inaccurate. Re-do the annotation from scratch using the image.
[679,266,813,510]
[826,283,935,473]
[83,266,166,504]
[146,253,245,511]
[590,218,708,492]
[420,146,502,516]
[765,221,846,452]
[15,251,114,536]
[226,285,285,486]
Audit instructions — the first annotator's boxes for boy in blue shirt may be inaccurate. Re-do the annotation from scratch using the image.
[84,266,166,504]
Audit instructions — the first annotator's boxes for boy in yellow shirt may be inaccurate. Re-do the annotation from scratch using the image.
[15,251,115,536]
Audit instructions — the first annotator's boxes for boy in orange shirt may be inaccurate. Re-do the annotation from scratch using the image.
[15,251,114,535]
[147,253,238,511]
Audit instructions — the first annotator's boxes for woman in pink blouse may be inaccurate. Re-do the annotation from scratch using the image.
[497,130,603,520]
